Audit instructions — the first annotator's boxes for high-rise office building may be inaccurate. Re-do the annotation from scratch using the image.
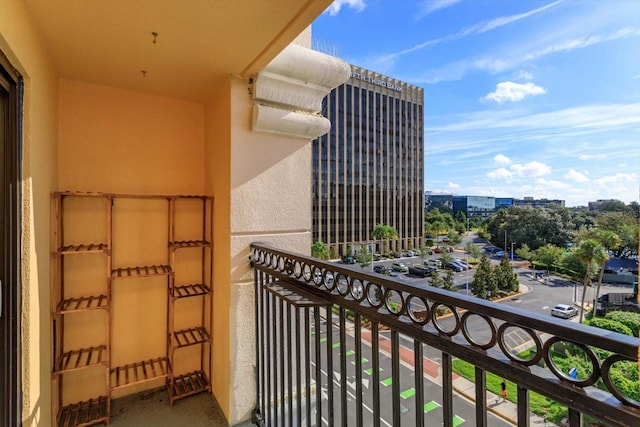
[312,65,424,256]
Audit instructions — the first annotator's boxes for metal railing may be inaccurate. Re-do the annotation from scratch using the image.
[251,243,639,427]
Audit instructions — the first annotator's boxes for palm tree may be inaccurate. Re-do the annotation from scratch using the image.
[574,239,608,323]
[591,231,621,318]
[311,241,330,260]
[372,223,398,254]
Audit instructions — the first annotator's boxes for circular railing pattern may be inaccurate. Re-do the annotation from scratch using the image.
[251,247,639,408]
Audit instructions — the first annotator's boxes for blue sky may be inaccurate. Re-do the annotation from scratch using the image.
[312,0,640,207]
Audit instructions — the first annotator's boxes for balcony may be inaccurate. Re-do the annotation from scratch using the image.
[251,243,639,426]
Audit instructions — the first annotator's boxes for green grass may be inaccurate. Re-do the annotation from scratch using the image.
[452,359,567,424]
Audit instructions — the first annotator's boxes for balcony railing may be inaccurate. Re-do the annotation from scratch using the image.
[251,243,639,427]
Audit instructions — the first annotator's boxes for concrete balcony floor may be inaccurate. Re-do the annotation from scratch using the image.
[110,387,229,426]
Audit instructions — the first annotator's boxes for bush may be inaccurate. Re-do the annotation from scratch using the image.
[604,311,640,337]
[587,317,633,336]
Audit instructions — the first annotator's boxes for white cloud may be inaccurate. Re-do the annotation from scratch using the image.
[493,154,511,165]
[514,70,534,81]
[578,154,607,160]
[487,168,513,179]
[595,172,638,187]
[565,169,590,183]
[511,161,552,177]
[373,0,561,66]
[416,0,460,19]
[483,81,547,103]
[448,182,461,188]
[325,0,366,16]
[535,178,571,189]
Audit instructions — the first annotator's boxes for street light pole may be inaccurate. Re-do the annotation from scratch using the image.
[511,242,515,261]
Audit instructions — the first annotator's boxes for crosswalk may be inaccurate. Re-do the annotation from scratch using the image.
[314,332,466,424]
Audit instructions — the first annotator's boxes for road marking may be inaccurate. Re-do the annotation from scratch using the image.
[400,388,415,399]
[453,414,465,426]
[350,357,368,365]
[381,377,393,387]
[364,367,382,375]
[345,350,355,356]
[320,337,327,343]
[332,342,340,349]
[424,400,440,413]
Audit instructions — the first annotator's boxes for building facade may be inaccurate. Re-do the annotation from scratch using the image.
[313,65,424,256]
[452,195,497,219]
[514,196,565,208]
[425,192,453,211]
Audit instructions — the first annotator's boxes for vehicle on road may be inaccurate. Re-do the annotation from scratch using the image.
[551,304,579,319]
[448,260,468,271]
[373,265,387,274]
[391,251,402,258]
[453,258,472,269]
[408,266,435,277]
[444,262,463,272]
[424,259,442,268]
[342,256,356,264]
[402,251,414,257]
[391,262,408,272]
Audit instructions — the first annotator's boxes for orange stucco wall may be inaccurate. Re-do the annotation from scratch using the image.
[57,80,208,401]
[58,79,205,194]
[204,77,232,420]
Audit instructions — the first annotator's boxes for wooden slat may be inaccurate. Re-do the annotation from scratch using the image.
[171,327,210,348]
[167,370,210,404]
[56,295,108,314]
[109,357,171,390]
[110,264,171,280]
[57,396,109,427]
[57,243,108,255]
[54,345,107,374]
[172,284,210,299]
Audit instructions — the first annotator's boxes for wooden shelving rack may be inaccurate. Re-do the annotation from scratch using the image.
[53,192,213,426]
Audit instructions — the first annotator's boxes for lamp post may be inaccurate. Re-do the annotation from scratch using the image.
[511,242,515,261]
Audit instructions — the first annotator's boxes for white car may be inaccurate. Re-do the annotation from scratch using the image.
[551,304,578,319]
[424,259,442,268]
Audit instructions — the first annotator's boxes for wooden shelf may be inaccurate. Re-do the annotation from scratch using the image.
[170,240,211,250]
[110,264,171,279]
[57,396,109,427]
[54,346,108,375]
[171,284,210,299]
[109,357,171,390]
[56,295,108,314]
[171,327,210,349]
[167,370,210,405]
[56,243,109,255]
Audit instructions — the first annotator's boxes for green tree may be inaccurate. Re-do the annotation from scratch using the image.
[574,239,608,323]
[472,255,496,299]
[594,212,638,258]
[418,245,431,263]
[439,250,453,266]
[515,243,535,262]
[535,244,564,274]
[442,270,457,292]
[465,242,482,259]
[372,223,399,254]
[429,272,444,288]
[591,230,620,318]
[495,255,518,293]
[311,241,330,260]
[355,245,373,270]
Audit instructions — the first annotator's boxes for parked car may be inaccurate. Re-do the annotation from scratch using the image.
[453,258,472,269]
[391,262,408,272]
[424,259,442,268]
[444,262,463,272]
[433,247,442,253]
[408,266,435,277]
[373,254,381,261]
[442,237,450,242]
[373,265,387,274]
[342,256,356,264]
[391,252,402,258]
[449,260,468,271]
[402,251,413,257]
[551,304,579,319]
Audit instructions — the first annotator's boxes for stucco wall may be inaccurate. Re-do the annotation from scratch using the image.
[0,2,60,425]
[57,80,207,401]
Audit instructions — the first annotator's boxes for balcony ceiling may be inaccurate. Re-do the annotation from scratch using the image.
[24,0,331,102]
